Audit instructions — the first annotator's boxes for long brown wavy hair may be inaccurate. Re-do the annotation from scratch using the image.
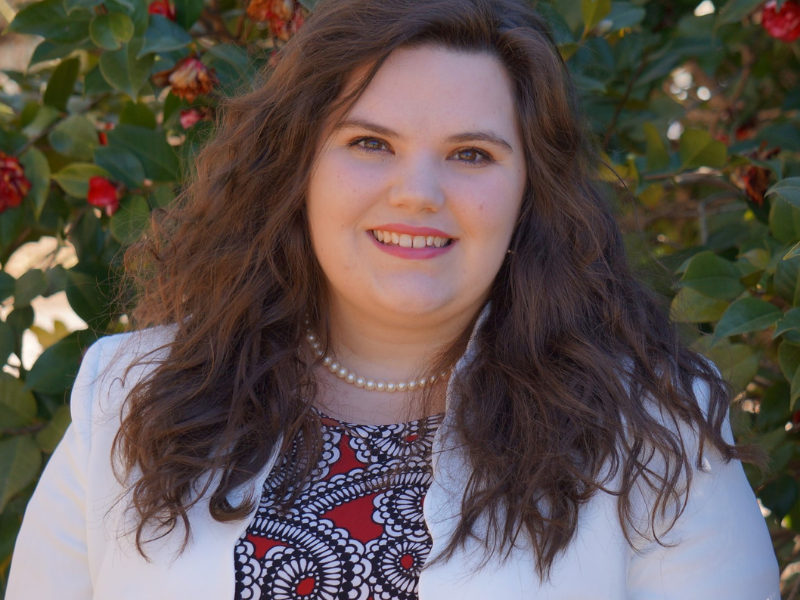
[108,0,764,579]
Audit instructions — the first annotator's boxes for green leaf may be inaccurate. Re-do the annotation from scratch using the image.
[775,255,800,306]
[680,251,745,300]
[111,195,151,245]
[712,297,782,341]
[18,147,51,222]
[99,36,156,101]
[48,114,98,161]
[643,122,669,171]
[775,308,800,339]
[23,333,83,394]
[760,475,799,520]
[65,263,113,330]
[679,128,727,169]
[0,320,13,365]
[43,57,80,112]
[138,14,193,57]
[605,2,646,32]
[64,0,104,15]
[13,269,47,309]
[716,0,764,25]
[106,125,180,181]
[30,39,93,68]
[770,196,800,244]
[35,405,71,454]
[0,207,24,255]
[0,373,37,428]
[0,272,14,303]
[90,13,134,50]
[694,338,761,392]
[8,0,91,43]
[766,177,800,210]
[52,163,112,198]
[84,64,115,96]
[94,146,146,188]
[120,101,157,129]
[0,435,42,513]
[581,0,611,31]
[173,0,204,29]
[20,105,60,139]
[670,287,729,323]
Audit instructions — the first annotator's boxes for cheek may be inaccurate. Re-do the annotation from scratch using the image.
[453,176,522,245]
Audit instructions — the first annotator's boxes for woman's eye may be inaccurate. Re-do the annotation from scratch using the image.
[348,137,387,153]
[454,148,492,165]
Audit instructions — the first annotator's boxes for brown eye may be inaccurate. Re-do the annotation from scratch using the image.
[454,147,493,166]
[348,137,388,153]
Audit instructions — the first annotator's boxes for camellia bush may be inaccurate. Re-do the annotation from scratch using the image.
[1,0,800,594]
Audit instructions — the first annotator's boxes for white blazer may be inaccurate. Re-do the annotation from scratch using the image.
[7,320,781,600]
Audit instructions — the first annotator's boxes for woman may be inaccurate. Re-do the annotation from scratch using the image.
[7,0,780,598]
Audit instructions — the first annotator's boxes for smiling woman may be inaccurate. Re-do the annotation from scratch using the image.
[5,0,781,598]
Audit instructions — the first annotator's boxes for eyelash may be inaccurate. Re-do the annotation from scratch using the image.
[346,136,494,166]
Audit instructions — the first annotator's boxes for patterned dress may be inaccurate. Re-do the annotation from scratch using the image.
[233,406,445,600]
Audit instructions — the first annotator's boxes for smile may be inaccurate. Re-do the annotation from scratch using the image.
[370,229,453,248]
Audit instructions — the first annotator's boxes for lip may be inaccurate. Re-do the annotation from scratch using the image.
[369,223,455,239]
[367,230,456,260]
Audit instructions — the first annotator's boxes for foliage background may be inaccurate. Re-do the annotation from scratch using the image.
[0,0,798,595]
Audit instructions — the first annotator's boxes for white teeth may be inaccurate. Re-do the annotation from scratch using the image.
[372,230,452,248]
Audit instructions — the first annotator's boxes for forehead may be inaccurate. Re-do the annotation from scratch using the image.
[326,45,520,141]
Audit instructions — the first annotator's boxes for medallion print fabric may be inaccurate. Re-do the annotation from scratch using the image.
[233,407,445,600]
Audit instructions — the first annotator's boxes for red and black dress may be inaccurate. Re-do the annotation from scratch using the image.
[233,406,445,600]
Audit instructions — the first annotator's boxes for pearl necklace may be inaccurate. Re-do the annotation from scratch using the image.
[305,331,450,393]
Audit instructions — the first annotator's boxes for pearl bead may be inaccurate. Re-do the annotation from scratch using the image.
[306,328,444,394]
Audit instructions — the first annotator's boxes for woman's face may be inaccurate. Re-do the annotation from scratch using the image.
[306,45,527,330]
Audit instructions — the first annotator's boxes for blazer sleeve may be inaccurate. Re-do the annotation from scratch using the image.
[6,336,107,600]
[626,372,781,600]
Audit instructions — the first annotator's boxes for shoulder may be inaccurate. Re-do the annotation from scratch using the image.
[72,323,180,428]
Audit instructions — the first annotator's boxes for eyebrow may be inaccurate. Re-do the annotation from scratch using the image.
[333,118,514,153]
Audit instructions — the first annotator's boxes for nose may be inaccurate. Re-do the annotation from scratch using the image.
[386,152,446,213]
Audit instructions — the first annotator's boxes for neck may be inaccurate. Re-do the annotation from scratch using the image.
[305,297,485,426]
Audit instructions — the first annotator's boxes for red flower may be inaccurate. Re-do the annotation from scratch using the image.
[148,0,176,20]
[97,122,114,146]
[179,107,212,129]
[151,56,218,103]
[87,176,123,217]
[246,0,292,22]
[762,0,800,42]
[0,151,31,213]
[730,142,781,207]
[246,0,304,41]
